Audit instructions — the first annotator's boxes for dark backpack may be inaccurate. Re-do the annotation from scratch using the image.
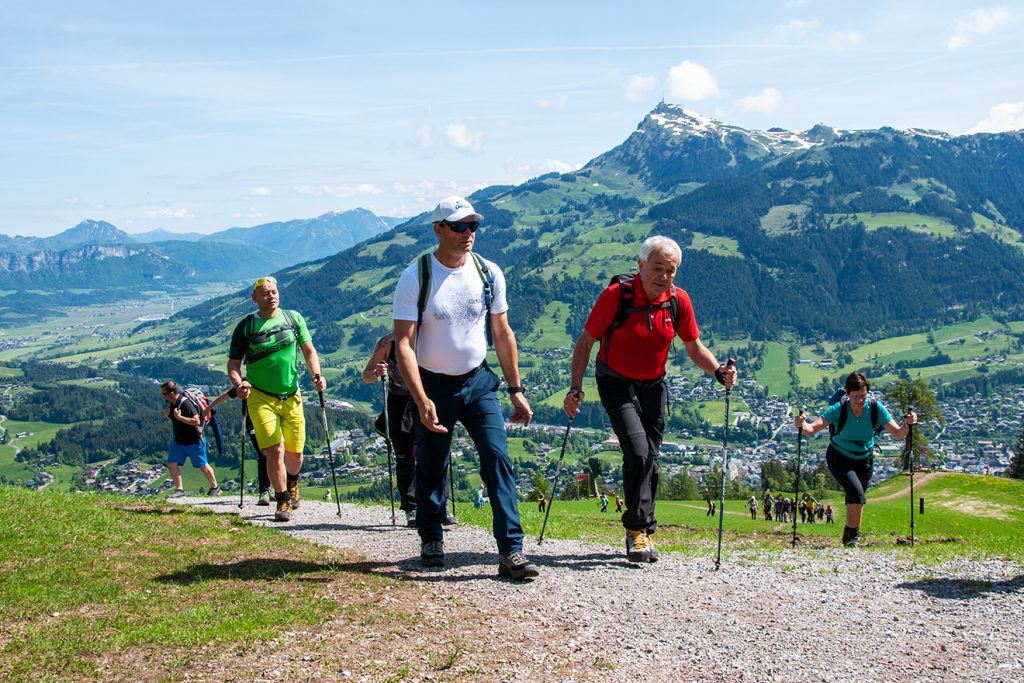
[416,252,494,345]
[602,274,680,356]
[178,386,224,455]
[826,388,882,438]
[242,309,298,364]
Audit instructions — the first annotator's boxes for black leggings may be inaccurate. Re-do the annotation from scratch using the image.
[825,445,873,505]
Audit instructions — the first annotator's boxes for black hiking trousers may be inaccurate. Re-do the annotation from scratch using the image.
[597,373,666,535]
[826,444,873,505]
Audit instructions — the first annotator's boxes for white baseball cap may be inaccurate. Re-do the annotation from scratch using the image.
[432,195,483,223]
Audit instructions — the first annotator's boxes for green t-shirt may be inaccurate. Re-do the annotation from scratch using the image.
[228,309,312,396]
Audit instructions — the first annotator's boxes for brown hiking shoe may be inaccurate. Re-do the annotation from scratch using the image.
[287,477,300,510]
[275,497,292,522]
[626,529,651,562]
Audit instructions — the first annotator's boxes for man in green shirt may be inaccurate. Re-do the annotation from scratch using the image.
[228,276,326,522]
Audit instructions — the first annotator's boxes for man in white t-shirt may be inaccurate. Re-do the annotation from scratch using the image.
[393,195,538,580]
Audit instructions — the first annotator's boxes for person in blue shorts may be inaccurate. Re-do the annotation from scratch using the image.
[794,372,916,547]
[162,381,220,498]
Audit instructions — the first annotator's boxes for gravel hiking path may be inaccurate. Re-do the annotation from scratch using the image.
[187,495,1024,682]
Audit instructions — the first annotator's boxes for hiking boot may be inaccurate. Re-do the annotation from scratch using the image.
[405,509,417,528]
[844,528,862,548]
[207,486,222,496]
[498,552,540,580]
[257,490,271,506]
[442,512,458,526]
[647,536,660,563]
[287,477,300,510]
[626,529,651,563]
[420,540,444,567]
[168,489,186,499]
[274,498,292,522]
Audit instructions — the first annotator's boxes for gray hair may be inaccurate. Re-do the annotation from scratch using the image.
[639,235,682,263]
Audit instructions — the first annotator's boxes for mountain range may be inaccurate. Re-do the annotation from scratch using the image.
[169,102,1024,364]
[0,209,401,315]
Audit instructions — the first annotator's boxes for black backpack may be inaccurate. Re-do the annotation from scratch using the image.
[601,274,680,356]
[826,388,882,437]
[242,309,298,364]
[416,252,494,345]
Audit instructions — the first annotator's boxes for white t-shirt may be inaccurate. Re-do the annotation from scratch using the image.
[392,252,508,375]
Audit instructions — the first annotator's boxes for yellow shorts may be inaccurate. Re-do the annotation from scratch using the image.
[247,389,306,454]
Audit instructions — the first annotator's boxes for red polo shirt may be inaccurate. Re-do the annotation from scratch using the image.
[584,275,700,381]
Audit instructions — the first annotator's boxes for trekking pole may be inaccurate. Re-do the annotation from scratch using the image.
[449,459,457,517]
[318,390,342,516]
[239,400,247,509]
[381,378,396,526]
[538,417,573,544]
[792,409,803,548]
[714,358,736,571]
[906,406,916,546]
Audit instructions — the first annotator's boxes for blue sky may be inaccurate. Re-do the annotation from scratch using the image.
[2,1,1023,237]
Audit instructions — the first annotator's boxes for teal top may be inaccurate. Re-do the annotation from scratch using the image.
[822,399,893,459]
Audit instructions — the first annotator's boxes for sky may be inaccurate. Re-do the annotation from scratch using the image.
[2,1,1023,237]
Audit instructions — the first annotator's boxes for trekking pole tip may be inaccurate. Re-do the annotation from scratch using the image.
[725,357,735,367]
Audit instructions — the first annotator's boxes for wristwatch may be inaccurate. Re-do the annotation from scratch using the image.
[507,386,525,394]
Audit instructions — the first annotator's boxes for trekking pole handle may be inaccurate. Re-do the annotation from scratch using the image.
[720,358,736,394]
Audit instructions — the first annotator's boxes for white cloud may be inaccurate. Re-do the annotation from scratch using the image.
[144,206,193,219]
[446,120,483,153]
[543,159,579,173]
[948,6,1015,50]
[249,186,271,197]
[967,102,1024,133]
[666,61,719,102]
[63,196,80,205]
[535,94,569,110]
[736,87,782,114]
[626,74,657,102]
[417,125,433,150]
[777,18,862,49]
[291,184,381,198]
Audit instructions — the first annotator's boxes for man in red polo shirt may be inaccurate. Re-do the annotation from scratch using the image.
[564,235,737,563]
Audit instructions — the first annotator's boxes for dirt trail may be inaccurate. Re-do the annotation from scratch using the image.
[871,471,946,501]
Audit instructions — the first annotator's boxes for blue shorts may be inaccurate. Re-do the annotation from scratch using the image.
[168,439,208,469]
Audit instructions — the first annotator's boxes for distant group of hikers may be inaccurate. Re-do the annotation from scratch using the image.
[747,493,835,525]
[163,194,918,579]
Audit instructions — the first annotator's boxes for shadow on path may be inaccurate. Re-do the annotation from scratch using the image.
[898,574,1024,600]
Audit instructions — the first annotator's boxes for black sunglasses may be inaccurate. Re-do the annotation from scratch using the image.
[443,220,479,233]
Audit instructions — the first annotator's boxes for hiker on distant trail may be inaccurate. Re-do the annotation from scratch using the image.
[615,495,624,513]
[806,496,817,524]
[798,498,807,523]
[161,381,220,498]
[816,503,825,523]
[474,484,486,509]
[227,275,326,523]
[564,236,737,564]
[392,195,538,580]
[775,496,783,522]
[763,491,774,521]
[795,372,917,547]
[707,499,716,517]
[537,493,546,513]
[600,493,609,513]
[747,495,758,520]
[825,504,835,524]
[206,386,272,505]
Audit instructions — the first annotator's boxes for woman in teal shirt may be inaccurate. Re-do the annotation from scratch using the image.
[794,372,917,547]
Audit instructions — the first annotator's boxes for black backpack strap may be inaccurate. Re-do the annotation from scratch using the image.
[832,400,849,437]
[415,254,432,345]
[602,274,635,358]
[870,398,880,433]
[470,252,494,346]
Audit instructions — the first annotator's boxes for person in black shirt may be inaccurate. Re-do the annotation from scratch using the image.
[161,381,220,497]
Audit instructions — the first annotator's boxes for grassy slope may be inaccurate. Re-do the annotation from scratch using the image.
[452,472,1024,563]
